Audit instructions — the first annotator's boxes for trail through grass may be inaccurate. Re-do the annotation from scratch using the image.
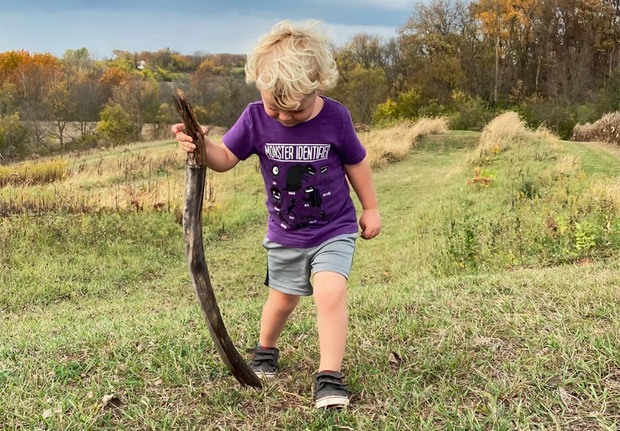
[1,131,619,430]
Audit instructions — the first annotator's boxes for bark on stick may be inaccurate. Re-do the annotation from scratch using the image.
[173,90,262,388]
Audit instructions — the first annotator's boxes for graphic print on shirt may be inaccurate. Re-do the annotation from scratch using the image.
[287,199,298,220]
[284,165,316,191]
[303,186,322,207]
[264,142,332,230]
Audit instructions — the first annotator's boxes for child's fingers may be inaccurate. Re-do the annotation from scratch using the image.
[175,132,193,143]
[171,123,185,134]
[178,141,196,152]
[361,225,380,239]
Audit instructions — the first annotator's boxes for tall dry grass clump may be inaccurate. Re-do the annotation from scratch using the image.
[534,125,560,147]
[476,111,529,159]
[572,112,620,144]
[0,159,69,187]
[360,117,448,168]
[583,178,620,214]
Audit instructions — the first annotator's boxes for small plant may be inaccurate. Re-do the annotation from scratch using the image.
[574,221,596,251]
[468,166,496,187]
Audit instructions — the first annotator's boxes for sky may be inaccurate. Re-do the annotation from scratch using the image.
[0,0,414,59]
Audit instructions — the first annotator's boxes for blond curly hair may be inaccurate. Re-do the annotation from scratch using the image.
[245,21,339,111]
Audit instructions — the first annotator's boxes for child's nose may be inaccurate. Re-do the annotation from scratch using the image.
[279,112,292,121]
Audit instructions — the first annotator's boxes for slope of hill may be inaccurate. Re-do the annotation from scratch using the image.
[1,128,619,430]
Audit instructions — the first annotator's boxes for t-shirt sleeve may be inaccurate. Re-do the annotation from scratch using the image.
[222,106,256,161]
[338,110,367,165]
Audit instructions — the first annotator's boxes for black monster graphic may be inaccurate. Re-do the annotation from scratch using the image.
[271,187,282,201]
[287,199,298,218]
[304,186,322,207]
[271,186,283,212]
[285,164,316,191]
[274,206,289,227]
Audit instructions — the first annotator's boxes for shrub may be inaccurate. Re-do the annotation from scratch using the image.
[0,113,28,158]
[516,98,576,139]
[448,91,496,131]
[96,103,134,146]
[372,89,424,126]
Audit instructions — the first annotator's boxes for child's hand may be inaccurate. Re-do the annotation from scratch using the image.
[359,208,381,239]
[171,123,208,152]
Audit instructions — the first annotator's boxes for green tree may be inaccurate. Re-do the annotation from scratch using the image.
[151,103,175,140]
[45,80,74,149]
[96,103,133,146]
[0,112,27,158]
[330,65,388,124]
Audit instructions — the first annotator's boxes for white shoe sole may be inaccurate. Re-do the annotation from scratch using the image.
[315,395,349,409]
[254,370,276,379]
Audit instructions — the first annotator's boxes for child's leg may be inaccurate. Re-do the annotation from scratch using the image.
[313,271,348,371]
[259,288,300,347]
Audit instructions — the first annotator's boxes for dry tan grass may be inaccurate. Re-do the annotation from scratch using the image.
[572,122,597,142]
[360,117,448,168]
[1,120,444,216]
[572,112,620,144]
[476,112,529,159]
[0,159,69,187]
[553,155,581,177]
[534,125,561,148]
[583,178,620,213]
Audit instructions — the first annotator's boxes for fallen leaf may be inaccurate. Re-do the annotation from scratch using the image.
[101,394,122,411]
[388,351,403,367]
[558,387,573,406]
[294,333,308,345]
[42,409,52,419]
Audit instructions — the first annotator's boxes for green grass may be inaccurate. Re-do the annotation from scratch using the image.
[561,141,620,176]
[1,132,619,430]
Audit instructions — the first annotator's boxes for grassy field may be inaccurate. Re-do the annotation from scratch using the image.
[1,126,620,430]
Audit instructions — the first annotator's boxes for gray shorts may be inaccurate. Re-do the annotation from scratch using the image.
[263,233,358,296]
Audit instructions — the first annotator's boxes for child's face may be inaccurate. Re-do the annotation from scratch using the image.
[260,90,320,127]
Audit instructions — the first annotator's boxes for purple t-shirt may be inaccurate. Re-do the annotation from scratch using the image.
[223,96,366,248]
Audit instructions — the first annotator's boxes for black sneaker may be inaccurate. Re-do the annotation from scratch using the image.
[246,346,279,378]
[314,371,349,408]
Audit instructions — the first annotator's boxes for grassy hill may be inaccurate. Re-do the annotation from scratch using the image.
[1,126,619,430]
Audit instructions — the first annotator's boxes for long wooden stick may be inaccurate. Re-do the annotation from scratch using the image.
[172,90,262,388]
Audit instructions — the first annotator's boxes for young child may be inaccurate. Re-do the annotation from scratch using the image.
[173,20,381,408]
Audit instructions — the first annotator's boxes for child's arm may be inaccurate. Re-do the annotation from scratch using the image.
[344,156,381,239]
[172,124,240,172]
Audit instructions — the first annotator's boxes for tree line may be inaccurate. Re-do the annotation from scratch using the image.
[3,0,620,159]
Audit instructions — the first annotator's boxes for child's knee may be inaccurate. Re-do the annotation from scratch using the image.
[313,272,347,312]
[268,289,300,313]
